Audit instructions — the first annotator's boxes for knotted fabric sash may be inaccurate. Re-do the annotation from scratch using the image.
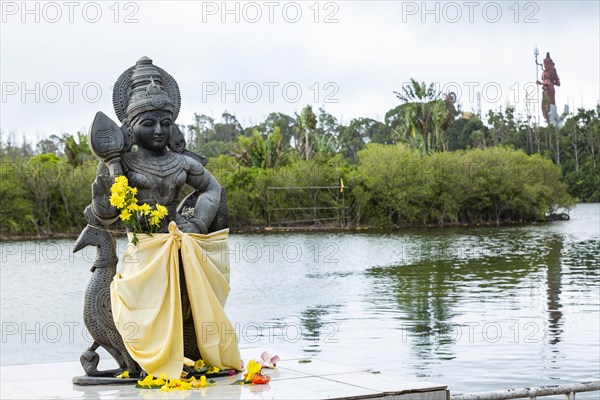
[110,221,241,378]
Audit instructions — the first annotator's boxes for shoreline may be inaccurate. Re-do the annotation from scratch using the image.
[231,218,555,233]
[0,218,563,242]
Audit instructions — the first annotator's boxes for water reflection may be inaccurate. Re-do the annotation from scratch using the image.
[545,235,563,347]
[364,230,575,371]
[541,233,599,380]
[256,304,342,356]
[298,304,342,355]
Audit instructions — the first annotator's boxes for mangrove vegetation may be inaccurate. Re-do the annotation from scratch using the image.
[2,82,598,236]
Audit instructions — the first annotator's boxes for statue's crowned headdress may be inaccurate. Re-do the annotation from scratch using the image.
[543,52,555,68]
[112,56,181,123]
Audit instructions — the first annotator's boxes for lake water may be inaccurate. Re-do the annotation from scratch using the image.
[1,203,598,396]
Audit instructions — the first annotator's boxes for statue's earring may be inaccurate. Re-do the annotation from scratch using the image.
[121,118,134,152]
[168,124,186,153]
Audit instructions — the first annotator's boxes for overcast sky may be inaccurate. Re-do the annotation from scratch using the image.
[1,0,599,144]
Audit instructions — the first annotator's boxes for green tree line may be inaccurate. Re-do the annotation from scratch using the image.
[1,80,596,236]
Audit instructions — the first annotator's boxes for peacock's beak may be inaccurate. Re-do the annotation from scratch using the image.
[73,227,91,253]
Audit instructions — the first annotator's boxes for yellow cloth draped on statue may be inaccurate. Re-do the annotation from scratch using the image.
[110,221,241,378]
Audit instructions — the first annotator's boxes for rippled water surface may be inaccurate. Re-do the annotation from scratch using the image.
[2,203,599,395]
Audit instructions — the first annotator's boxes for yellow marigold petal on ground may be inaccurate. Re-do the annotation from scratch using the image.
[190,375,209,388]
[194,359,205,369]
[116,370,130,379]
[137,373,154,387]
[207,366,220,374]
[159,378,193,391]
[160,383,171,392]
[244,359,262,380]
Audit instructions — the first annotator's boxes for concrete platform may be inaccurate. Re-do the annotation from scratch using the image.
[1,348,448,399]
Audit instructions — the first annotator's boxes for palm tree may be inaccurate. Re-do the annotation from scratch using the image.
[51,132,91,167]
[394,79,452,154]
[232,128,283,168]
[295,106,317,160]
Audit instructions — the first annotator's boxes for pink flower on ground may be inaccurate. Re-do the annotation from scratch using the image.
[259,351,280,369]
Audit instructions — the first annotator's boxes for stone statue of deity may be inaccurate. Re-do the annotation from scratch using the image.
[537,52,562,126]
[73,57,238,384]
[91,56,228,234]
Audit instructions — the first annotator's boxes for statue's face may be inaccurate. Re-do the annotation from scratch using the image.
[132,110,173,151]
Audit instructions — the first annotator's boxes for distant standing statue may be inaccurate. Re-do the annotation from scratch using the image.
[536,52,563,126]
[73,57,241,384]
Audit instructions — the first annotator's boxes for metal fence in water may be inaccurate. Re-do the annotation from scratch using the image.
[451,381,600,400]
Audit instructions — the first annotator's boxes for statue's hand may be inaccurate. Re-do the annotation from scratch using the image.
[175,213,205,234]
[92,172,118,221]
[94,172,111,198]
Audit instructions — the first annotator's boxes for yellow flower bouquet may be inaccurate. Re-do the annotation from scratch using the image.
[109,176,168,245]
